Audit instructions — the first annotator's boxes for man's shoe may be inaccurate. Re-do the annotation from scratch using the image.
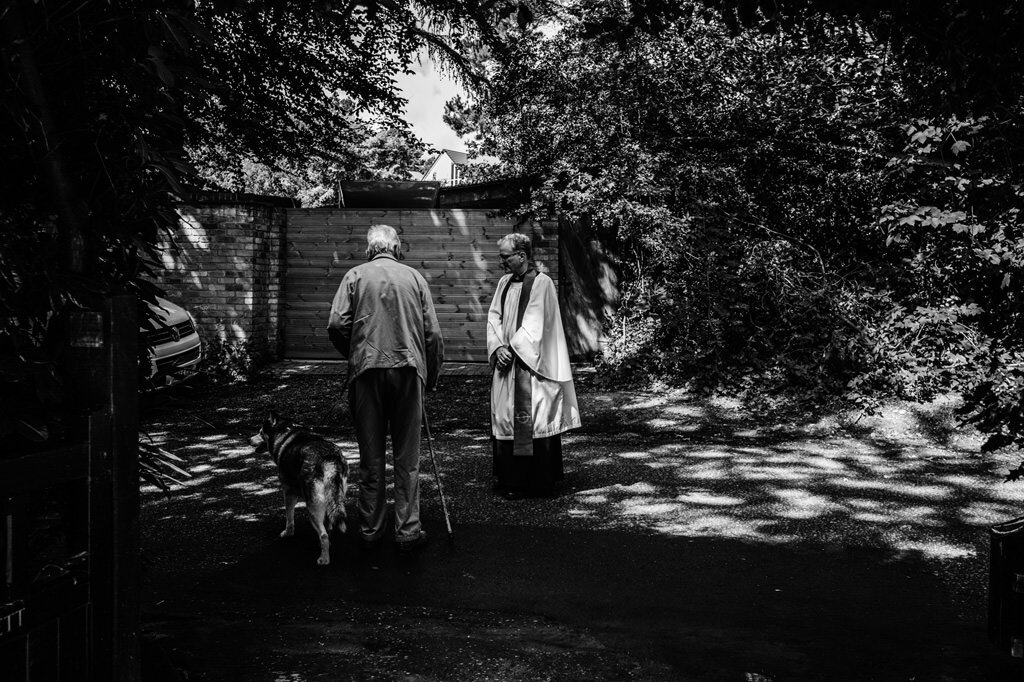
[501,489,528,501]
[396,530,428,554]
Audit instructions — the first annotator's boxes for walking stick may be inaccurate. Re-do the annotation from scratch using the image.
[423,409,455,546]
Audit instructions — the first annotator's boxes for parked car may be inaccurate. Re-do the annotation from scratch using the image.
[142,297,203,387]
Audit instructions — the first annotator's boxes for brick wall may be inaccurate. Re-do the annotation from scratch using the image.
[156,195,290,361]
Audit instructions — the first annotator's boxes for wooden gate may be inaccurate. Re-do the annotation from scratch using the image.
[283,209,559,362]
[0,296,140,681]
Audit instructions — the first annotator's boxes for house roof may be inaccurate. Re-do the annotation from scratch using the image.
[419,149,470,181]
[443,149,469,165]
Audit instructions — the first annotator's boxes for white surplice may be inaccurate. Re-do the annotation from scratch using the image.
[487,272,582,440]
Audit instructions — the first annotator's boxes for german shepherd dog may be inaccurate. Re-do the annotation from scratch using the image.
[253,411,349,566]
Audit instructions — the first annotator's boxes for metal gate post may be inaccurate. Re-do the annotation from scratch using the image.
[990,516,1024,656]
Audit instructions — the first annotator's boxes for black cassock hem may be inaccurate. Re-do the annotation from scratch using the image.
[492,434,564,497]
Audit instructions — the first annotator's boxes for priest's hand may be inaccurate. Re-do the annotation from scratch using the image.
[494,345,513,371]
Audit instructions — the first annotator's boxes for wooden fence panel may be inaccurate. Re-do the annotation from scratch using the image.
[283,209,558,361]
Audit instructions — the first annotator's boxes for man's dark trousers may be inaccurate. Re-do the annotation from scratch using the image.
[349,367,423,543]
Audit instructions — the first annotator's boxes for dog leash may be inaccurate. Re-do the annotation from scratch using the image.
[312,369,352,432]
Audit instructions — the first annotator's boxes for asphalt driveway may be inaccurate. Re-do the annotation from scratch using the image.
[139,364,1024,681]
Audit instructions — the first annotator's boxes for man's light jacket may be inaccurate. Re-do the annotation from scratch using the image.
[327,253,443,389]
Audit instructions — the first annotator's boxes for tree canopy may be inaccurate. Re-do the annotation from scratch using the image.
[4,0,1023,458]
[455,0,1024,450]
[0,0,525,445]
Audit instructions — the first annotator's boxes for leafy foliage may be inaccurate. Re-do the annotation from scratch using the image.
[191,114,429,205]
[1,1,189,446]
[466,0,1024,452]
[469,3,904,392]
[185,1,420,164]
[202,338,270,384]
[633,1,1024,108]
[139,436,193,497]
[7,0,1024,475]
[183,4,439,199]
[0,0,529,454]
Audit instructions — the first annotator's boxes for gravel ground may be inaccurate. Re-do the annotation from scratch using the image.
[138,366,1024,681]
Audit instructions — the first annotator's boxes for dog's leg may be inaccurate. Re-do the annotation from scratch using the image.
[308,486,331,566]
[281,491,297,538]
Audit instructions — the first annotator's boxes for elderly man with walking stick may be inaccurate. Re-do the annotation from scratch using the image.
[327,224,444,553]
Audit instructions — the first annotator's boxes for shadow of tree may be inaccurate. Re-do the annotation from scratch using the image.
[144,374,1021,567]
[559,389,1019,559]
[139,372,1024,680]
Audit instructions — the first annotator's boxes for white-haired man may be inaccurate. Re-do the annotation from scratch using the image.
[487,232,581,499]
[327,224,443,552]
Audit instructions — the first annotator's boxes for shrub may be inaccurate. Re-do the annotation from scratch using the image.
[202,338,268,384]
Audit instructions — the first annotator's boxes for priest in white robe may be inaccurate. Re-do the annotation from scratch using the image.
[487,232,581,499]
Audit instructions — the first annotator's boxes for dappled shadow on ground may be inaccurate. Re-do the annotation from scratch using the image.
[561,391,1021,562]
[145,375,1023,562]
[139,373,1024,681]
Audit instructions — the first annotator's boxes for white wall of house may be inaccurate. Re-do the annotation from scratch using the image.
[421,150,464,182]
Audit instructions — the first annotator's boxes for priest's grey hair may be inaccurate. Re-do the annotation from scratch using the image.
[366,224,401,259]
[498,232,532,259]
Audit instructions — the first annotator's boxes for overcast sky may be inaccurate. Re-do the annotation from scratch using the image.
[396,55,466,154]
